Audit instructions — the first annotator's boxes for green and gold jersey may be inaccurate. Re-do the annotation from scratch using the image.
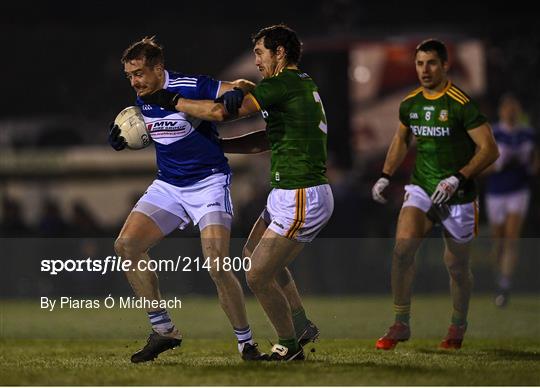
[249,68,328,189]
[399,82,487,204]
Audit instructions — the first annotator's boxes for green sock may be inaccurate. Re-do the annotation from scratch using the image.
[278,337,300,352]
[292,307,309,335]
[394,304,410,325]
[451,310,467,327]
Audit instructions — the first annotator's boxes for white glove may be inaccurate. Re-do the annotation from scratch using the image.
[431,175,460,205]
[372,177,390,204]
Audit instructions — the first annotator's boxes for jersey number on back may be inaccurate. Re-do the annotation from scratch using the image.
[313,91,328,134]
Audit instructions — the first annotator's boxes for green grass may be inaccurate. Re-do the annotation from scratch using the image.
[1,295,539,385]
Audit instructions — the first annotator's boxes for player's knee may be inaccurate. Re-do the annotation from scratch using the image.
[201,240,227,262]
[276,268,292,288]
[393,244,415,267]
[114,237,126,257]
[503,238,519,251]
[114,237,144,260]
[245,268,269,293]
[446,261,471,282]
[208,264,230,284]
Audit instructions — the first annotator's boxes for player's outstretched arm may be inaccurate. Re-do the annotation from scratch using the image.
[176,93,260,122]
[140,89,229,121]
[177,98,230,121]
[215,80,256,117]
[218,79,256,96]
[221,130,270,154]
[141,88,260,122]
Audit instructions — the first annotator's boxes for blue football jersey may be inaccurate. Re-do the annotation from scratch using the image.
[486,123,536,194]
[136,70,230,187]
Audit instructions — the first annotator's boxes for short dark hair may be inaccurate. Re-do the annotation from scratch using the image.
[415,39,448,63]
[252,24,302,65]
[121,36,164,67]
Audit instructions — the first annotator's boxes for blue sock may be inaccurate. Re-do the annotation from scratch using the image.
[234,326,253,352]
[148,309,175,335]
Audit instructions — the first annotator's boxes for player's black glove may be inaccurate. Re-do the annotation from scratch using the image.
[215,87,244,116]
[140,89,182,111]
[108,122,127,151]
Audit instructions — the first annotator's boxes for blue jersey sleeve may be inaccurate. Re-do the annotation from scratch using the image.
[166,72,221,101]
[195,75,221,100]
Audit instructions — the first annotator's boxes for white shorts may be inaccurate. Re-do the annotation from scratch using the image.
[132,173,233,235]
[485,189,530,225]
[262,184,334,243]
[403,184,478,243]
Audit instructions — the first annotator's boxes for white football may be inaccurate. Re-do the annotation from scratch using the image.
[114,106,151,150]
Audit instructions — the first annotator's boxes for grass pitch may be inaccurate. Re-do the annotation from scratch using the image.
[1,295,539,385]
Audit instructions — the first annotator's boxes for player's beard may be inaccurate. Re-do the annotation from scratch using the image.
[422,76,445,92]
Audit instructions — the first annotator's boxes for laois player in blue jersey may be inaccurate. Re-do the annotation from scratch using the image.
[484,94,539,307]
[108,36,267,363]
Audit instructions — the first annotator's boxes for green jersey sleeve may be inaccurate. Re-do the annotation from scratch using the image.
[463,99,487,130]
[251,77,287,109]
[399,100,412,127]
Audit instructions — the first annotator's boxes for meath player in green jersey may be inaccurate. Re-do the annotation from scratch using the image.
[142,24,333,361]
[372,39,499,350]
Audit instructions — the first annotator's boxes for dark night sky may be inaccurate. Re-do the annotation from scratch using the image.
[1,1,537,121]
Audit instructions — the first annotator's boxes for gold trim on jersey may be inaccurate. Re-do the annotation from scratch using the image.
[450,86,470,101]
[286,188,306,239]
[447,91,466,105]
[446,89,468,105]
[422,81,452,100]
[402,87,423,102]
[246,93,262,111]
[447,86,470,105]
